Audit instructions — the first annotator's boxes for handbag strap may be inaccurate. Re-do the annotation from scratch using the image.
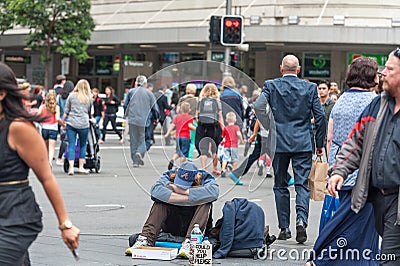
[331,140,342,159]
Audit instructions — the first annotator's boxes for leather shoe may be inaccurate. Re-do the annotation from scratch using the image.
[277,228,291,240]
[296,220,307,243]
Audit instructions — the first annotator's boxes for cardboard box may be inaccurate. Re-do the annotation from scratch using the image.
[131,246,178,261]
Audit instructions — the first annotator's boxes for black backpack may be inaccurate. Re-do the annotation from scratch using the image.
[198,97,219,125]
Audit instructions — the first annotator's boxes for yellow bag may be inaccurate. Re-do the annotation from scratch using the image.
[308,156,329,201]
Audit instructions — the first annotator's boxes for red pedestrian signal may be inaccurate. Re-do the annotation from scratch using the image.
[221,15,243,46]
[225,19,233,27]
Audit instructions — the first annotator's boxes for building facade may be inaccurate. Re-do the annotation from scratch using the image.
[1,0,400,97]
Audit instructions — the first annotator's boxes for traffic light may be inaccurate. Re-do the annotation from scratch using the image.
[221,15,243,46]
[230,51,239,67]
[209,16,221,44]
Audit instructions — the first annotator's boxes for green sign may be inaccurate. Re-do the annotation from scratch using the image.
[304,53,330,78]
[5,55,31,64]
[348,53,388,67]
[211,52,224,62]
[123,54,134,61]
[95,55,113,75]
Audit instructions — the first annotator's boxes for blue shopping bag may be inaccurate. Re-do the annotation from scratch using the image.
[319,195,340,233]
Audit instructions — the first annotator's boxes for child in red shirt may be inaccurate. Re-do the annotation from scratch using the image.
[164,102,196,170]
[221,112,243,177]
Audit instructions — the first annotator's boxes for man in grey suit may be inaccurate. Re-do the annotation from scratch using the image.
[124,75,159,167]
[254,54,326,243]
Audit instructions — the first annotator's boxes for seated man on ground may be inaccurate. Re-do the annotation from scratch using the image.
[130,162,219,259]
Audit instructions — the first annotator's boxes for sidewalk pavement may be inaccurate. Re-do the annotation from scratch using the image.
[29,136,321,265]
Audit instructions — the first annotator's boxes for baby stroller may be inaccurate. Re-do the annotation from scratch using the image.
[63,120,101,173]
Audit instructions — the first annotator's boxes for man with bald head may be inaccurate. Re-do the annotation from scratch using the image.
[254,54,326,243]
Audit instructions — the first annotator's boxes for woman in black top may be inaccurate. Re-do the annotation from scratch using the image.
[100,86,123,144]
[0,62,79,264]
[92,88,104,139]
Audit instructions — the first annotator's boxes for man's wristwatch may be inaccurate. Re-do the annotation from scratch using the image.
[58,219,73,230]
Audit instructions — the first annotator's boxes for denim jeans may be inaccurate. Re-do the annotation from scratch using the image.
[272,152,312,229]
[145,125,152,151]
[95,116,102,139]
[129,124,146,164]
[66,124,89,160]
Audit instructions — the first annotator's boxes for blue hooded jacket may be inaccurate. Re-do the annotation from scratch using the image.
[213,198,265,258]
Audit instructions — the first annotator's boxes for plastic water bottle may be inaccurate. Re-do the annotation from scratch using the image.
[202,236,213,264]
[190,224,203,244]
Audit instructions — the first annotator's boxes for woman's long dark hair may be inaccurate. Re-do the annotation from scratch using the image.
[0,62,44,123]
[105,86,114,100]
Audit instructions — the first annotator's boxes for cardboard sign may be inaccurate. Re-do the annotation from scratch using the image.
[189,243,212,265]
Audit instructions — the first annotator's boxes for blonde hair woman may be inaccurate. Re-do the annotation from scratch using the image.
[195,83,224,174]
[61,79,92,175]
[199,83,220,99]
[39,91,60,166]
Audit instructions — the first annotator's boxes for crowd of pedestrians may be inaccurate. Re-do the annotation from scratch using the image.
[3,47,400,264]
[125,51,400,263]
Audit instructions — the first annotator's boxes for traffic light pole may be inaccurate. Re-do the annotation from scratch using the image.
[224,0,232,76]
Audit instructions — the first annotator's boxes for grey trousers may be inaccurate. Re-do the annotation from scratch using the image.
[129,124,146,164]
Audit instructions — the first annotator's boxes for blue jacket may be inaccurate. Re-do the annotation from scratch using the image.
[254,75,326,153]
[220,87,244,124]
[213,198,265,259]
[150,169,219,206]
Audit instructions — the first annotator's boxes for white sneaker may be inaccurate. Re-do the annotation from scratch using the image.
[132,235,149,249]
[56,159,63,166]
[265,166,272,177]
[178,238,191,259]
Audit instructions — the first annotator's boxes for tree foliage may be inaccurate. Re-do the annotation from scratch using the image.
[9,0,95,62]
[2,0,95,87]
[0,0,14,34]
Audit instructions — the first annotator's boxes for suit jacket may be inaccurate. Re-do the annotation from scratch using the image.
[254,75,326,153]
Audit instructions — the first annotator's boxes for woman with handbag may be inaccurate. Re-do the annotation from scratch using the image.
[307,57,380,265]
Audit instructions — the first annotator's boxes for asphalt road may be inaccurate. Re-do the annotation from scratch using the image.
[29,134,323,266]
